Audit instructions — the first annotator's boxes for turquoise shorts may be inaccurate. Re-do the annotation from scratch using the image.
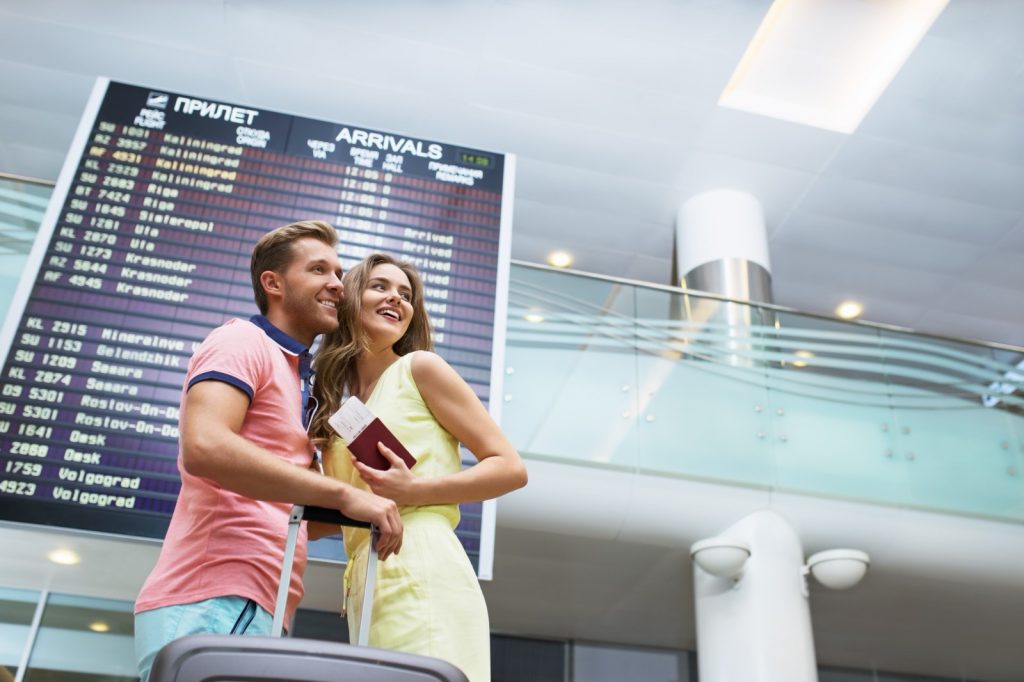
[134,596,274,682]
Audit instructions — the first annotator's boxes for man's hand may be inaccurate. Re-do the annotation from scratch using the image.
[341,487,403,561]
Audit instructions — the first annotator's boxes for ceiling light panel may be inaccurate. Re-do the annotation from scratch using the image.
[719,0,950,133]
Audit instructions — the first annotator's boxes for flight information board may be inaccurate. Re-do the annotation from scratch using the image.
[0,79,514,577]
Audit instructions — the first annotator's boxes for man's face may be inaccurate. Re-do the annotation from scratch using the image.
[271,237,343,345]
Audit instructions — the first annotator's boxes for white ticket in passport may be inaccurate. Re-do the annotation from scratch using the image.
[328,396,375,443]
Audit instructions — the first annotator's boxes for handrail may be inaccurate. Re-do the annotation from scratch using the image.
[511,259,1024,355]
[0,171,55,187]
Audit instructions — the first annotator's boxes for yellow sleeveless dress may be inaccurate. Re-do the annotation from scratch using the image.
[324,351,490,682]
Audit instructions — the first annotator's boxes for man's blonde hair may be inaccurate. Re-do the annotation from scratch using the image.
[250,220,338,313]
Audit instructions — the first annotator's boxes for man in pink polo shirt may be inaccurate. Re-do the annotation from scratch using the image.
[133,220,403,681]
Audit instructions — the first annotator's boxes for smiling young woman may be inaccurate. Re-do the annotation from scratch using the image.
[311,253,527,682]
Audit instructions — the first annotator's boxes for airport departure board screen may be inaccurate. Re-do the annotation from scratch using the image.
[0,79,514,576]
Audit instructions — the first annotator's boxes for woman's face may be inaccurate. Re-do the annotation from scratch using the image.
[359,263,415,345]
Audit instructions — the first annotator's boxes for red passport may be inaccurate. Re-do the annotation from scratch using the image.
[328,397,416,471]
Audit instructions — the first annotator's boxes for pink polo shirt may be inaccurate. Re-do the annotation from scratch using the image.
[135,316,313,626]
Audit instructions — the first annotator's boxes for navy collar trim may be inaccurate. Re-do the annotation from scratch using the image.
[250,314,308,357]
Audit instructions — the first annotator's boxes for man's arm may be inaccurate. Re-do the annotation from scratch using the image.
[180,380,402,559]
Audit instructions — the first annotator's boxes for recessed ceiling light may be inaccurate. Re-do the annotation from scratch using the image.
[835,301,864,320]
[719,0,950,133]
[89,621,110,633]
[546,250,573,268]
[47,548,80,565]
[524,313,545,324]
[792,350,814,368]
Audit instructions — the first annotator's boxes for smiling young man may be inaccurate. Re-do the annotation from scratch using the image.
[133,221,403,681]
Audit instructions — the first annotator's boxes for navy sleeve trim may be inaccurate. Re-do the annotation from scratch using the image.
[187,371,254,400]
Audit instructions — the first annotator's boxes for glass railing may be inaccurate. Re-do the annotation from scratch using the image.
[503,262,1024,523]
[0,174,50,324]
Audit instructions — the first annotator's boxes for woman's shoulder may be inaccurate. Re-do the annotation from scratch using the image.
[405,348,442,362]
[407,350,458,388]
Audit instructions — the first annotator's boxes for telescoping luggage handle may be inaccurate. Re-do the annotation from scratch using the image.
[271,504,379,645]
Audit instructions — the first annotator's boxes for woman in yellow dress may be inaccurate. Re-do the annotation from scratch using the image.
[310,253,527,682]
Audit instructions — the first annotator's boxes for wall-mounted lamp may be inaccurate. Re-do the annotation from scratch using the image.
[689,537,751,579]
[691,536,870,593]
[690,511,869,682]
[802,548,870,593]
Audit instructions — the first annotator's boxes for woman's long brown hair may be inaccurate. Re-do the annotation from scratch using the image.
[310,253,433,448]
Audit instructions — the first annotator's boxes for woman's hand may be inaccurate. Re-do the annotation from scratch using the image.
[352,442,421,505]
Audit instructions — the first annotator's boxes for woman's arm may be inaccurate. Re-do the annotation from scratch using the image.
[353,351,527,506]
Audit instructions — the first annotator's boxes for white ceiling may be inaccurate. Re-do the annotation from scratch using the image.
[2,2,1024,681]
[0,0,1022,348]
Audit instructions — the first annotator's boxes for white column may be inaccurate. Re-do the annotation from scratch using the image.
[692,510,818,682]
[675,189,773,366]
[675,189,772,303]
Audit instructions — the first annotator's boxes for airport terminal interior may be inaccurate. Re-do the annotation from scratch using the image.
[1,1,1023,681]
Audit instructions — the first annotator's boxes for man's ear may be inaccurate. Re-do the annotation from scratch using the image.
[260,270,283,303]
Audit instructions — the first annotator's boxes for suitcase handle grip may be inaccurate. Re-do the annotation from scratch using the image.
[301,504,372,528]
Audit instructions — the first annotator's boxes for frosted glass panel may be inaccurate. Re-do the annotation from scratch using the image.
[0,177,50,325]
[505,264,1024,522]
[633,289,773,485]
[505,266,639,469]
